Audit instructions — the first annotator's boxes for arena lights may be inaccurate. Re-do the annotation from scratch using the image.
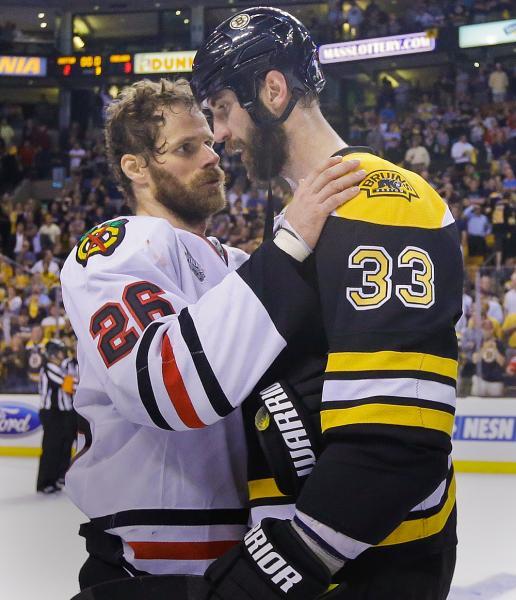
[73,35,85,50]
[0,55,47,77]
[38,12,45,19]
[40,22,47,29]
[319,31,436,64]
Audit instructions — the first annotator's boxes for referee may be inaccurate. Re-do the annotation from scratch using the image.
[36,340,77,494]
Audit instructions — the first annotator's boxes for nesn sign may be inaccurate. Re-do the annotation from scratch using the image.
[453,416,516,441]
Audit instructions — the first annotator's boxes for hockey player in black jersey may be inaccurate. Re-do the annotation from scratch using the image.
[192,8,462,599]
[36,340,77,494]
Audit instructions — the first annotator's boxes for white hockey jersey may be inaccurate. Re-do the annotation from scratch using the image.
[61,215,317,576]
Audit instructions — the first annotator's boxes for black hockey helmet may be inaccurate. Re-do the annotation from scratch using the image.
[191,6,325,125]
[46,339,66,359]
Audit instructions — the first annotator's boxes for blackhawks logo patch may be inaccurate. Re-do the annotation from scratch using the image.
[76,219,129,267]
[360,170,420,202]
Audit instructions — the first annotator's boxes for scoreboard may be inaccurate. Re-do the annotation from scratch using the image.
[55,54,133,77]
[0,52,196,81]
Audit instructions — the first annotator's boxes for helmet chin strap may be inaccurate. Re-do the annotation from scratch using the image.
[247,92,299,127]
[263,165,275,242]
[254,92,300,241]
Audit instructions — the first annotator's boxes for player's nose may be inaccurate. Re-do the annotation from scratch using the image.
[201,144,220,168]
[213,118,231,144]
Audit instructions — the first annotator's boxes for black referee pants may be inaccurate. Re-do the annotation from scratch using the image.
[37,408,77,491]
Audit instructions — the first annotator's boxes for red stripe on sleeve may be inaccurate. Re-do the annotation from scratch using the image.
[161,334,205,429]
[128,539,238,560]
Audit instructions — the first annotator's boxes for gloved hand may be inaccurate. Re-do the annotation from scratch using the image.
[253,356,325,496]
[199,518,331,600]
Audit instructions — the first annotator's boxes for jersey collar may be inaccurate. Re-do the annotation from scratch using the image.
[332,146,376,157]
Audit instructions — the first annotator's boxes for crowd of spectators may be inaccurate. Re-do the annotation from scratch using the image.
[0,59,514,395]
[347,62,516,395]
[327,0,513,42]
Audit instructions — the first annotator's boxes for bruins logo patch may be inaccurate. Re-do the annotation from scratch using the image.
[76,219,128,267]
[230,13,250,30]
[360,170,420,202]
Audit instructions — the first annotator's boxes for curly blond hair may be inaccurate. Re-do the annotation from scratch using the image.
[105,78,196,208]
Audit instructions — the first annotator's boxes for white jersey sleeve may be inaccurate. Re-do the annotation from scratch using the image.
[61,216,316,431]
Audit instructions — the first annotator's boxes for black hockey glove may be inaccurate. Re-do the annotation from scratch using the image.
[199,518,331,600]
[254,357,325,496]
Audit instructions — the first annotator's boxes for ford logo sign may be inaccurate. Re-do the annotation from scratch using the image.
[0,402,41,435]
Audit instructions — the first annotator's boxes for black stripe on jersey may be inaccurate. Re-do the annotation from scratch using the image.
[329,330,459,361]
[325,370,456,388]
[405,467,454,521]
[46,364,65,385]
[178,308,233,418]
[89,507,249,530]
[136,321,173,431]
[322,397,456,415]
[249,496,295,509]
[323,423,452,454]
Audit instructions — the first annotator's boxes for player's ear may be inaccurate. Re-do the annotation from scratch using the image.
[261,70,289,116]
[121,154,148,185]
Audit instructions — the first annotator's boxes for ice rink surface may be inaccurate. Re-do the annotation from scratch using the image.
[2,457,515,600]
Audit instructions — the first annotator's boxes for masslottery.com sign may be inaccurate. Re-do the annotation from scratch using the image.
[134,51,197,74]
[319,32,435,64]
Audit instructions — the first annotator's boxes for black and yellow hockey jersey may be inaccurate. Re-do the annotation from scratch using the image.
[246,147,463,578]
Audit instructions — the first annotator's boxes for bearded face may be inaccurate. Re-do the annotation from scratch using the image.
[226,100,289,183]
[148,161,226,226]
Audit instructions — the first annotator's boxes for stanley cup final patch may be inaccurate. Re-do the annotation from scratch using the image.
[76,219,129,267]
[183,245,206,282]
[360,170,420,202]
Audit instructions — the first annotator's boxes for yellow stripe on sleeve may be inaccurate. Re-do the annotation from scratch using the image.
[326,351,458,380]
[321,403,454,436]
[379,475,456,546]
[248,478,286,501]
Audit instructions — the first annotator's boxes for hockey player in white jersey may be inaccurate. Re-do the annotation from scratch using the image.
[60,78,365,591]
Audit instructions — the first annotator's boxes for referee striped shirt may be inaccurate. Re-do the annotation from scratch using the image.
[39,362,73,411]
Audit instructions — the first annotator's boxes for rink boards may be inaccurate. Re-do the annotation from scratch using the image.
[1,394,515,472]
